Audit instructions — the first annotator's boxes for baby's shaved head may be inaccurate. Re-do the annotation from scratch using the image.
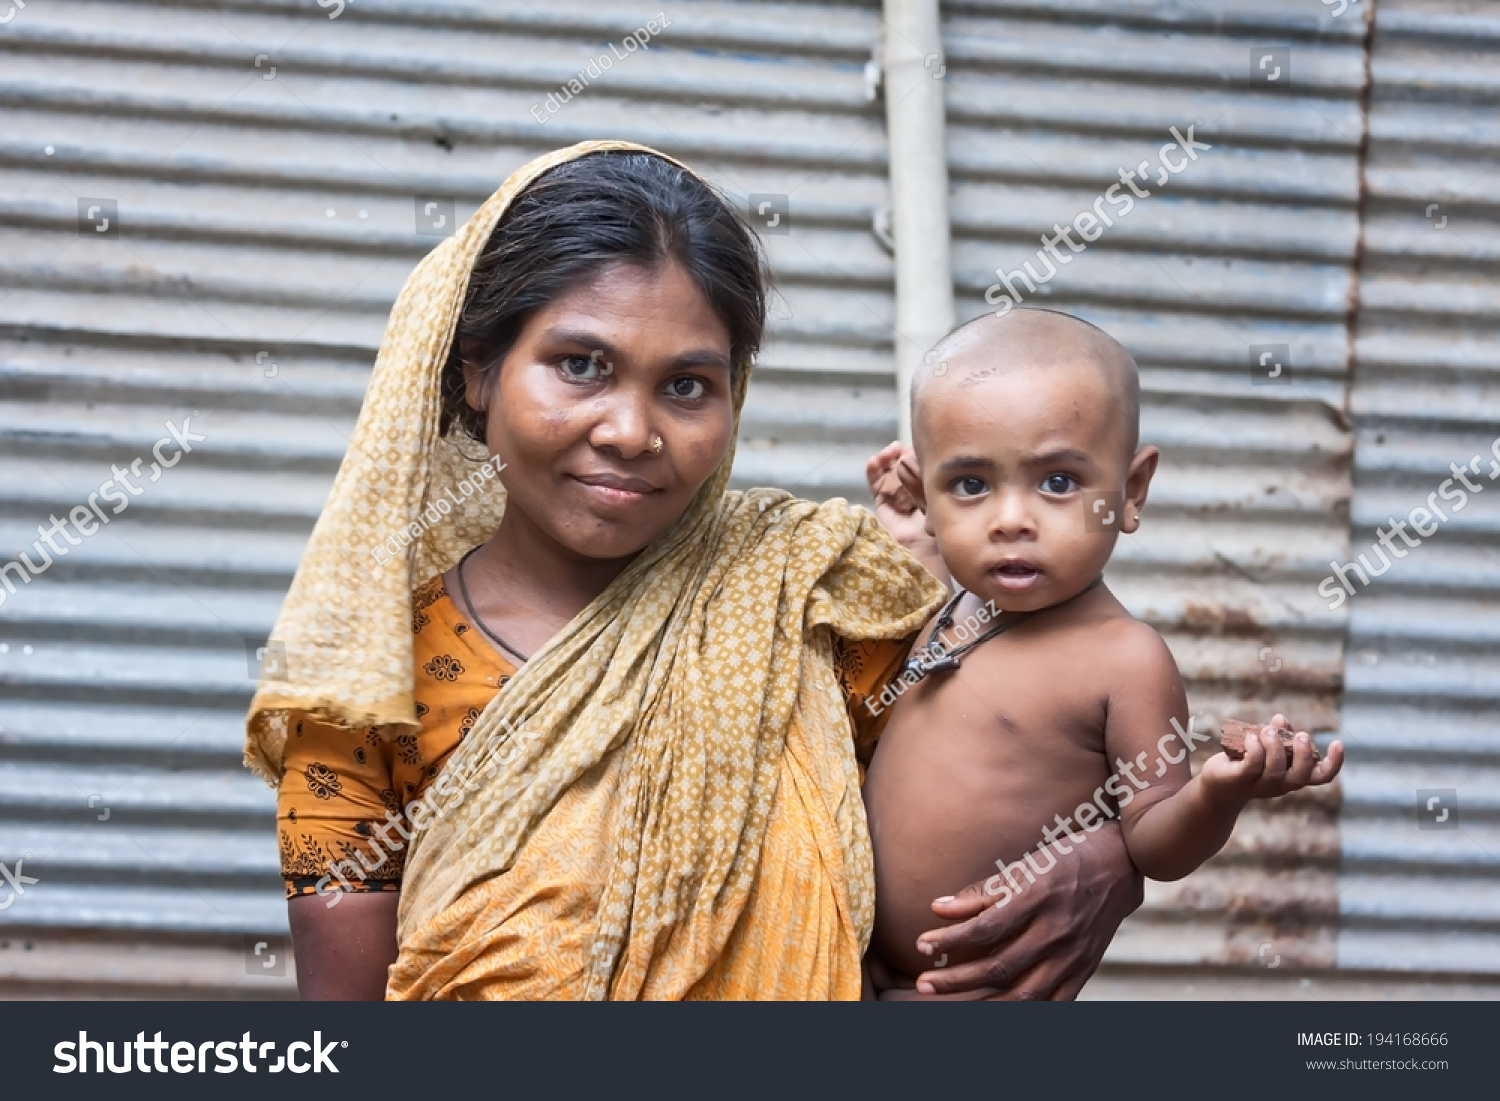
[912,308,1140,458]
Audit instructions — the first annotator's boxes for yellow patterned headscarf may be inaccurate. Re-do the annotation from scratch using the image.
[245,141,944,999]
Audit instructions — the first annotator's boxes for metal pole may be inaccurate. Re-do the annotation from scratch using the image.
[882,0,955,444]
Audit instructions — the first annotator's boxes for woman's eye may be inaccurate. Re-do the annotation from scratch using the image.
[1041,474,1078,495]
[667,376,705,400]
[560,353,611,380]
[953,476,987,498]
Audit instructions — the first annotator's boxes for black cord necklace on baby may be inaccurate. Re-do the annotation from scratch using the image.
[902,574,1105,683]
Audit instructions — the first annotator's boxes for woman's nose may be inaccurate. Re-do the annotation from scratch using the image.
[588,389,656,458]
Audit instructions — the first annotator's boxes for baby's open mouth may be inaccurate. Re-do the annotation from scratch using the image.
[991,562,1042,588]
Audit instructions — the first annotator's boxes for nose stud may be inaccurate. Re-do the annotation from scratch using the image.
[651,435,664,455]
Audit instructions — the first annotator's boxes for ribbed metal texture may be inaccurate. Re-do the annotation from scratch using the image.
[1337,0,1500,988]
[2,0,1492,1000]
[938,0,1365,995]
[0,0,900,996]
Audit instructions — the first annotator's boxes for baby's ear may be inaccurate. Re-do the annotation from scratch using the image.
[1122,445,1160,532]
[895,449,928,511]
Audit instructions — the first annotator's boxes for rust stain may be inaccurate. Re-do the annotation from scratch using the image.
[1181,602,1261,635]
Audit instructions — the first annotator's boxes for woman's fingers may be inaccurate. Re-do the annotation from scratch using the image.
[989,957,1077,1001]
[926,880,997,922]
[914,888,1051,993]
[865,440,904,495]
[915,956,1012,996]
[915,822,1143,997]
[916,933,1076,999]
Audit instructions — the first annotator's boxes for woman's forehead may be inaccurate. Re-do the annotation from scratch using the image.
[528,261,732,354]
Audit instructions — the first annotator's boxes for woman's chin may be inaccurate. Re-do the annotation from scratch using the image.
[554,517,671,564]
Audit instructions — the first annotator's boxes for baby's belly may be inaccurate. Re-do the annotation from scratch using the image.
[863,699,1109,981]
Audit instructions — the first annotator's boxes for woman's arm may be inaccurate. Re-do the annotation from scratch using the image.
[277,712,407,1000]
[289,892,400,1000]
[900,819,1142,999]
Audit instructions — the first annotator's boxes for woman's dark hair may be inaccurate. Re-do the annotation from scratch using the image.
[440,151,769,442]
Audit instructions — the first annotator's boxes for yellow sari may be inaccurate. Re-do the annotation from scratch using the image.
[245,141,945,1000]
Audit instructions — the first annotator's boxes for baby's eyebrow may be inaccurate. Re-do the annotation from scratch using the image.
[1025,447,1093,466]
[935,454,994,474]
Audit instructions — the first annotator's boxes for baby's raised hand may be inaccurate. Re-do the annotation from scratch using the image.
[1198,714,1344,804]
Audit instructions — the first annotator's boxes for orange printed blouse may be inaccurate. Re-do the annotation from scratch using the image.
[277,576,912,898]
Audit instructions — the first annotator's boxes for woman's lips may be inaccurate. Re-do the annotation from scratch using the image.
[989,562,1042,591]
[572,473,660,506]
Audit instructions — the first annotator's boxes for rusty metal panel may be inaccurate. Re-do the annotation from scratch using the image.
[0,0,899,996]
[3,0,1492,1001]
[1338,0,1500,989]
[938,0,1365,995]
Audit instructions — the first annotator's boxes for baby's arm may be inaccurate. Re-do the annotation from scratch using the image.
[1105,629,1344,881]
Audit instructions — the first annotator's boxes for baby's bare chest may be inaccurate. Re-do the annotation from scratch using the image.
[900,631,1104,739]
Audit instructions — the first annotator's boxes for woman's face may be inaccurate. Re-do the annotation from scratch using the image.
[464,259,736,563]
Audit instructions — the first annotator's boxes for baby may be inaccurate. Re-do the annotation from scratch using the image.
[861,308,1344,998]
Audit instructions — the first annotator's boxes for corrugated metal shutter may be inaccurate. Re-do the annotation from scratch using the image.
[6,0,1493,1001]
[939,0,1367,996]
[0,0,900,996]
[1338,0,1500,991]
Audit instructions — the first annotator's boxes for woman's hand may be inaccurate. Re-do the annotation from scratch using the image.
[288,891,400,1000]
[907,819,1142,999]
[865,441,949,586]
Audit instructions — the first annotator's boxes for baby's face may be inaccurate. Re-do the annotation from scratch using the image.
[912,359,1147,613]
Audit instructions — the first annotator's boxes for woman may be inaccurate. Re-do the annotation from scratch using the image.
[246,141,1141,1000]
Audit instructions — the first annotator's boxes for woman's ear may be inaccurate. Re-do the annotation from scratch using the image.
[1122,445,1159,533]
[459,341,493,412]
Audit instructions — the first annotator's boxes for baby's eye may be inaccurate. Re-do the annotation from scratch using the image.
[666,376,706,400]
[952,476,988,498]
[560,352,612,381]
[1041,473,1078,495]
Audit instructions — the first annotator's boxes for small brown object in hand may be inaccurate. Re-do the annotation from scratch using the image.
[1220,718,1320,765]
